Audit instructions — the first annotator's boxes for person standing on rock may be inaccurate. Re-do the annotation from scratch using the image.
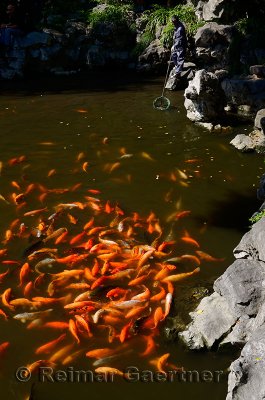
[171,15,187,78]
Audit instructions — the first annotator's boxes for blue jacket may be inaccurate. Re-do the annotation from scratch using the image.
[173,21,187,49]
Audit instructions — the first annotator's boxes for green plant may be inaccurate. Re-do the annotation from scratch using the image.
[137,4,204,50]
[249,209,265,224]
[87,4,133,26]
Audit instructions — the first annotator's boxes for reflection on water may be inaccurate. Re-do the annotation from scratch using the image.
[0,74,263,400]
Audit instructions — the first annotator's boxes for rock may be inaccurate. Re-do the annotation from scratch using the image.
[250,65,265,79]
[233,217,265,262]
[195,22,235,71]
[184,69,226,122]
[213,259,265,317]
[230,131,265,153]
[219,315,254,348]
[195,22,235,47]
[179,292,237,349]
[226,325,265,400]
[221,76,265,114]
[255,109,265,132]
[202,0,240,23]
[165,62,196,90]
[138,39,169,72]
[195,121,214,130]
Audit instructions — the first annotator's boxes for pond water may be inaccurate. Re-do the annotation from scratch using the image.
[0,73,263,400]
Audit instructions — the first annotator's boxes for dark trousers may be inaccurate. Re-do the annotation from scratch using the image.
[171,46,185,74]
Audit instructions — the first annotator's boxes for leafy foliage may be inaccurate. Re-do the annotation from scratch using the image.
[86,3,133,26]
[249,209,265,224]
[138,4,204,50]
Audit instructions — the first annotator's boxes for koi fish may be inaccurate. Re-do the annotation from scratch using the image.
[95,367,123,376]
[13,309,53,322]
[195,250,225,262]
[163,267,200,282]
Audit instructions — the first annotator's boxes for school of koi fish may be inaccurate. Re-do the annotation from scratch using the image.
[0,153,225,384]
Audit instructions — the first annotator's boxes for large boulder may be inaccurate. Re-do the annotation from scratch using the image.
[214,259,265,317]
[184,69,226,122]
[179,292,237,349]
[202,0,240,23]
[221,76,265,114]
[137,39,169,73]
[255,109,265,132]
[195,22,235,71]
[230,130,265,153]
[226,325,265,400]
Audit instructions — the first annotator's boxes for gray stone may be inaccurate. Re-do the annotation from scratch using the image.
[255,109,265,132]
[195,22,235,47]
[202,0,239,23]
[195,23,235,71]
[221,76,265,114]
[184,69,226,122]
[230,134,255,152]
[195,121,214,130]
[179,292,237,349]
[233,217,265,263]
[226,325,265,400]
[219,315,254,347]
[213,259,265,317]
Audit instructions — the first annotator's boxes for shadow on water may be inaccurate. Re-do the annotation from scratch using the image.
[197,189,260,232]
[0,71,163,96]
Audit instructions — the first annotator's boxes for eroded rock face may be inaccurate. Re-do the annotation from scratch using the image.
[221,77,265,114]
[202,0,240,23]
[214,259,265,317]
[195,22,235,71]
[179,292,237,349]
[179,216,265,400]
[226,326,265,400]
[255,109,265,132]
[137,39,169,73]
[184,69,226,122]
[230,109,265,154]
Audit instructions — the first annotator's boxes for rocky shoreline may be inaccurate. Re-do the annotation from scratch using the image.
[179,198,265,399]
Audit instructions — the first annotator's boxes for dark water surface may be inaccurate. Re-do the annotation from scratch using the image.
[0,74,263,400]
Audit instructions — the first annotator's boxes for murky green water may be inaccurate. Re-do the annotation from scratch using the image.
[0,74,264,400]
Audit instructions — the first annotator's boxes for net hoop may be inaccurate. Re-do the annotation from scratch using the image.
[153,96,171,111]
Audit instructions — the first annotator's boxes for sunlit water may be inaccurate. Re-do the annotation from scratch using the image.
[0,73,264,400]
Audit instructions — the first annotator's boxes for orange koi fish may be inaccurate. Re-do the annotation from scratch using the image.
[195,250,225,262]
[0,269,9,283]
[163,267,200,282]
[152,306,164,328]
[24,207,48,217]
[0,342,10,355]
[0,308,8,320]
[35,333,66,355]
[140,335,156,356]
[43,322,69,330]
[157,353,170,373]
[95,367,123,376]
[68,319,80,344]
[86,348,116,359]
[2,288,14,310]
[181,236,200,248]
[19,262,31,287]
[75,315,92,337]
